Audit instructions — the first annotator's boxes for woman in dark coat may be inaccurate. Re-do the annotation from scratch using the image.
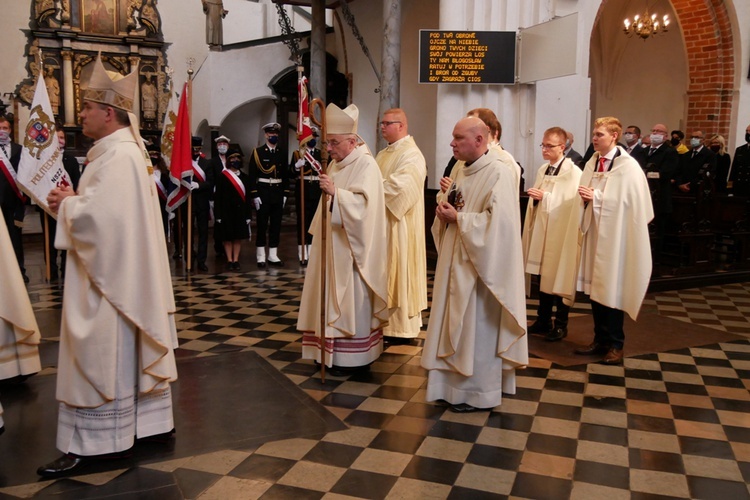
[214,150,251,270]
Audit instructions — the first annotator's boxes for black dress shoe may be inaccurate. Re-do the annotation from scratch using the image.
[300,259,308,266]
[574,342,611,356]
[384,337,414,346]
[37,454,90,478]
[257,261,266,268]
[528,320,552,335]
[267,259,284,267]
[22,273,30,284]
[545,326,568,342]
[197,262,209,272]
[137,428,175,444]
[449,403,492,413]
[233,262,241,271]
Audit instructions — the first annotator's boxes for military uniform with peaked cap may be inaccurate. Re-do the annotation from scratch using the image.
[248,121,290,266]
[38,54,178,478]
[297,104,389,371]
[289,127,322,265]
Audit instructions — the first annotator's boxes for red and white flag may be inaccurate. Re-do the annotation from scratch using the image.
[16,64,71,217]
[297,72,313,145]
[165,82,192,213]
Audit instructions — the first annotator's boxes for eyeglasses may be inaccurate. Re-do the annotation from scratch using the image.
[327,139,346,147]
[539,143,563,150]
[380,121,401,127]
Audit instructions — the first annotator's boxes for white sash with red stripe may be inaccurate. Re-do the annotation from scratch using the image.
[192,159,206,183]
[223,169,245,202]
[304,150,322,175]
[0,145,24,201]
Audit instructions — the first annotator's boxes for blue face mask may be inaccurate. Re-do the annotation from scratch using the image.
[268,135,279,145]
[308,139,317,148]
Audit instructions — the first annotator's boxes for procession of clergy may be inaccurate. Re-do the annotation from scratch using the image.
[0,55,652,477]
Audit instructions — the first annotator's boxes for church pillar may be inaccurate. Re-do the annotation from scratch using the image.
[61,50,75,126]
[129,55,141,125]
[310,0,326,103]
[376,0,401,151]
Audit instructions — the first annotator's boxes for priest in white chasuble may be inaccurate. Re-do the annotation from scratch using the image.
[375,108,427,344]
[574,116,653,365]
[39,55,178,478]
[297,104,388,375]
[422,116,528,413]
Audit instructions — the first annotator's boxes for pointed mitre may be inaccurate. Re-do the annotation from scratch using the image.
[326,103,359,135]
[83,54,138,112]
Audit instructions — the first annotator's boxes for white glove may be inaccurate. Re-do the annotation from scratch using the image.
[217,219,222,223]
[253,197,261,210]
[283,196,287,208]
[245,219,251,225]
[295,159,305,170]
[189,181,199,191]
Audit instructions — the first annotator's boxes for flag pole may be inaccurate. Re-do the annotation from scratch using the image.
[186,66,194,273]
[44,212,51,281]
[310,97,327,383]
[297,66,307,264]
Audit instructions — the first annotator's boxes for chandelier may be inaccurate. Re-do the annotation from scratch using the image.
[623,10,669,40]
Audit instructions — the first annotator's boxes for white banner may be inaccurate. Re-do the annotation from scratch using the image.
[17,67,71,217]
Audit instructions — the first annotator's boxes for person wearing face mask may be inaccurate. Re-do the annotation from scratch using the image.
[210,135,231,258]
[677,130,716,195]
[215,149,251,271]
[728,124,750,197]
[37,129,82,281]
[623,125,643,154]
[178,136,214,272]
[289,127,322,266]
[670,130,689,154]
[564,130,584,168]
[707,134,731,193]
[249,122,289,267]
[631,124,679,261]
[0,115,28,283]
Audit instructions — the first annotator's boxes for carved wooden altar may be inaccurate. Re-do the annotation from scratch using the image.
[19,0,169,146]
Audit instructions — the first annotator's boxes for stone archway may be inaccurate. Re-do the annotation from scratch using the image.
[591,0,736,138]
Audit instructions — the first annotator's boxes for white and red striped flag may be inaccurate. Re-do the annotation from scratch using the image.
[165,82,192,213]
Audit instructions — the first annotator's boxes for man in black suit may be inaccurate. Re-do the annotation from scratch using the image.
[678,130,716,195]
[182,136,214,272]
[728,123,750,197]
[624,125,644,154]
[631,123,679,257]
[0,114,28,282]
[564,130,584,168]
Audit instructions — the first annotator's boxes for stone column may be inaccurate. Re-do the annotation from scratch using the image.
[310,0,326,103]
[129,55,141,126]
[376,0,401,151]
[61,50,75,126]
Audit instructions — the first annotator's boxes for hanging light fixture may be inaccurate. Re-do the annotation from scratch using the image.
[623,8,669,40]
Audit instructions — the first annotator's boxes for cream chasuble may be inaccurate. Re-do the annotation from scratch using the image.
[576,147,654,320]
[55,127,178,409]
[298,145,389,367]
[376,135,427,338]
[422,149,528,408]
[0,217,41,380]
[522,158,582,305]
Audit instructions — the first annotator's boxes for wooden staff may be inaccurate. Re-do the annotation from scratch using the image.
[186,68,194,272]
[298,145,306,263]
[310,98,328,383]
[44,212,51,281]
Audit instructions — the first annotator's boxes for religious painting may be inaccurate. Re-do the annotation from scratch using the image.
[83,0,116,34]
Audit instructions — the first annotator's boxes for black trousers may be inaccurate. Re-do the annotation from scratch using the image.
[180,202,209,263]
[256,198,283,248]
[590,300,625,349]
[537,291,570,328]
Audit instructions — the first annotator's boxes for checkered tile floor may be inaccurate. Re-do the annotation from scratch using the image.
[4,254,750,498]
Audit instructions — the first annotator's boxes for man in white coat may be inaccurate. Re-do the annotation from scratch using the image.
[522,127,582,341]
[39,55,178,477]
[422,116,528,413]
[297,103,389,375]
[574,116,653,365]
[375,108,427,345]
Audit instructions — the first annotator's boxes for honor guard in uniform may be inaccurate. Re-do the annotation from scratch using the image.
[249,122,289,267]
[182,136,214,272]
[289,127,322,265]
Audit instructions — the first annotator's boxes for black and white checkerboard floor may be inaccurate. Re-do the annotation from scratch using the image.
[3,252,750,498]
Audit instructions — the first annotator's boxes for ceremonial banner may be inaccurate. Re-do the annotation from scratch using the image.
[165,82,192,212]
[297,72,313,144]
[17,65,71,217]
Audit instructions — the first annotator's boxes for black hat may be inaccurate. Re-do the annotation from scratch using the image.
[227,147,243,160]
[192,136,203,147]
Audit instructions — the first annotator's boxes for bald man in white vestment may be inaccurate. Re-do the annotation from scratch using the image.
[422,117,528,413]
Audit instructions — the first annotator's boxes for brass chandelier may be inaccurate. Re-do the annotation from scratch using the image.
[623,10,669,40]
